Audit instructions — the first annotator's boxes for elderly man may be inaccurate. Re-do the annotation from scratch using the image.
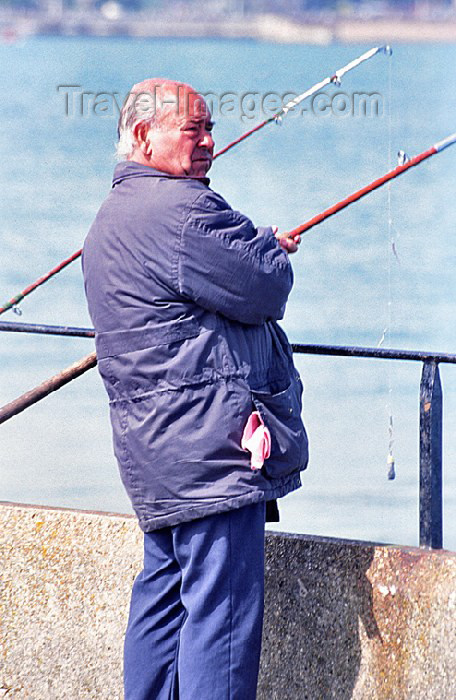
[83,79,308,700]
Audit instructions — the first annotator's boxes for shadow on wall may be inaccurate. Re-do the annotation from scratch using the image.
[258,533,380,700]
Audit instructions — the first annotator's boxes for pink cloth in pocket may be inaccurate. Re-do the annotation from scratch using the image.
[241,411,271,470]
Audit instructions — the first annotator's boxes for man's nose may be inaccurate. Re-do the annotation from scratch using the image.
[199,131,214,151]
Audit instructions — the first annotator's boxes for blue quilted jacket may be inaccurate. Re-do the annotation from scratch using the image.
[82,161,308,532]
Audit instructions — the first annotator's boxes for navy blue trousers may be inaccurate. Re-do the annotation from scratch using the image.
[124,502,266,700]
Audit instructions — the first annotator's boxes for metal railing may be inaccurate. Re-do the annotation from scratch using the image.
[292,342,454,550]
[1,320,454,550]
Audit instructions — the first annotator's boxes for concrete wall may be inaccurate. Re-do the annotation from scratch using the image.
[1,502,455,699]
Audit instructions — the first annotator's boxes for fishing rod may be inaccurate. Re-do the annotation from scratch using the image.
[0,250,82,315]
[280,131,456,240]
[214,45,391,158]
[0,46,390,317]
[0,352,97,425]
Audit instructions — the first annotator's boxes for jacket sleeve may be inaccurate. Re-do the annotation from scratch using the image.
[176,189,293,325]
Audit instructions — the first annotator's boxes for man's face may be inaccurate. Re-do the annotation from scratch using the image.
[147,91,214,178]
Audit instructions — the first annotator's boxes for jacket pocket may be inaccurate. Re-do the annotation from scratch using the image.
[96,318,200,359]
[251,378,308,480]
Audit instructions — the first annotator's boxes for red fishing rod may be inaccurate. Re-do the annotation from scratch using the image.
[0,250,82,315]
[281,132,456,240]
[2,131,455,316]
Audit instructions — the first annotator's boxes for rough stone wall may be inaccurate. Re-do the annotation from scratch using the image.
[1,503,455,699]
[0,504,140,699]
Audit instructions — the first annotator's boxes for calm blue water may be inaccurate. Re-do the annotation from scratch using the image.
[1,37,456,549]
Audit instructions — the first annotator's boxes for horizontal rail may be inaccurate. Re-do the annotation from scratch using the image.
[2,322,456,366]
[0,321,95,338]
[292,343,456,364]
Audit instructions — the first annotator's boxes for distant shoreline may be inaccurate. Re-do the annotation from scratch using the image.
[1,13,456,44]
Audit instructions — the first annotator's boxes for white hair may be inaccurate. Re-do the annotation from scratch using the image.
[116,91,159,160]
[116,81,190,160]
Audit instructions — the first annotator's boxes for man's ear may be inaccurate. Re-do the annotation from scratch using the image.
[133,122,152,157]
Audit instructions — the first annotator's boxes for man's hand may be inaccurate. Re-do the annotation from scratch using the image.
[273,226,301,254]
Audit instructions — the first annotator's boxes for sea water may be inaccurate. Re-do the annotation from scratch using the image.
[1,37,455,549]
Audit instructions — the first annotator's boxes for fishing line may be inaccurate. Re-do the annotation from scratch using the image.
[386,53,396,481]
[282,131,456,240]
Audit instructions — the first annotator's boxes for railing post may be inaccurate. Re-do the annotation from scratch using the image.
[419,360,443,549]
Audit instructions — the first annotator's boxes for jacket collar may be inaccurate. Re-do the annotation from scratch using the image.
[112,160,210,188]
